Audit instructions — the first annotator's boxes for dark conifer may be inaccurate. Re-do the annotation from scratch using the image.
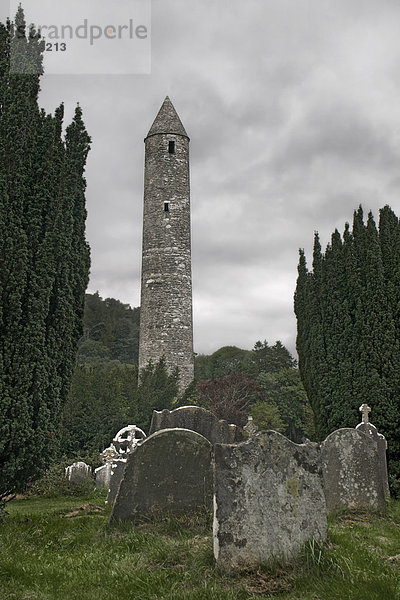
[0,10,90,491]
[295,206,400,494]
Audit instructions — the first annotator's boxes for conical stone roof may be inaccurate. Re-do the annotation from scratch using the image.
[146,96,189,139]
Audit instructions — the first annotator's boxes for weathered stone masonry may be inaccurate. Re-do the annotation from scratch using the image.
[138,97,194,389]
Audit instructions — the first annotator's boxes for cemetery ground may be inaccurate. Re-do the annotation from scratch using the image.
[0,493,399,600]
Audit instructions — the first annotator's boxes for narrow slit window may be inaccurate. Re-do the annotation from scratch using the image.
[168,141,175,154]
[164,202,169,212]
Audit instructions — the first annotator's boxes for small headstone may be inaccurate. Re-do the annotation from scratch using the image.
[65,461,92,484]
[95,464,111,489]
[356,404,390,499]
[213,431,327,571]
[110,428,213,523]
[149,406,239,444]
[95,444,119,489]
[321,428,386,513]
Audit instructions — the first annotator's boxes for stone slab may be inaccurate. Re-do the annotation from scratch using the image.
[95,464,111,489]
[106,458,127,504]
[110,428,212,522]
[321,428,386,512]
[149,406,239,444]
[356,422,390,498]
[213,431,328,571]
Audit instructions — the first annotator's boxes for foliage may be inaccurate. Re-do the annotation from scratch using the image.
[27,460,94,498]
[295,205,400,492]
[78,292,140,365]
[1,496,399,599]
[194,340,296,380]
[61,364,137,456]
[135,358,179,431]
[247,340,297,376]
[61,358,178,456]
[0,9,90,492]
[197,371,264,426]
[195,345,251,380]
[258,369,315,442]
[249,401,285,432]
[194,341,312,441]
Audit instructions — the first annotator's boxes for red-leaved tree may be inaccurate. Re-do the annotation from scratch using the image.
[196,372,264,426]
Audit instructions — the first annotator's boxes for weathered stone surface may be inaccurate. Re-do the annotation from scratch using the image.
[213,431,327,571]
[106,458,127,504]
[110,429,212,522]
[94,464,111,489]
[356,422,390,499]
[65,461,92,484]
[138,97,194,390]
[149,406,239,444]
[321,428,386,512]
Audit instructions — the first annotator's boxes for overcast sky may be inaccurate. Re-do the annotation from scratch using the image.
[4,0,400,356]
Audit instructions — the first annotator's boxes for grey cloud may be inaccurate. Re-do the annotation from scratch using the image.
[32,0,400,355]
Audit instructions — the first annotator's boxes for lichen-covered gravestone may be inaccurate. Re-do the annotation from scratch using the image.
[356,403,390,499]
[149,406,239,444]
[213,431,328,571]
[110,428,213,522]
[321,428,386,512]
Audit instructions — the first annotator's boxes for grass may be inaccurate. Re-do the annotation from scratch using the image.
[0,494,399,600]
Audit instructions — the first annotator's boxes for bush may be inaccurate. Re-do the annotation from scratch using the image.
[28,460,95,498]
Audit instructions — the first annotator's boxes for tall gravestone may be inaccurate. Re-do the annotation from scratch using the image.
[355,403,390,498]
[149,406,239,444]
[107,458,129,504]
[321,428,386,512]
[110,428,212,523]
[213,431,328,571]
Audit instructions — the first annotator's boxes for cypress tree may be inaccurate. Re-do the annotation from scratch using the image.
[0,9,90,491]
[295,206,400,494]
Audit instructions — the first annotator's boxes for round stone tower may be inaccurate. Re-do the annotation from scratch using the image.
[138,97,194,389]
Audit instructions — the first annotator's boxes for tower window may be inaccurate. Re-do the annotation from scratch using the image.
[164,202,169,212]
[168,141,175,154]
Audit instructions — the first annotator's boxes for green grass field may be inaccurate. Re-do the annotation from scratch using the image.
[0,494,399,600]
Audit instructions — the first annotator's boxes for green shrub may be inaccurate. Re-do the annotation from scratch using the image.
[28,460,95,498]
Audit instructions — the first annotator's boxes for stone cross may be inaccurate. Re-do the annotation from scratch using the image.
[244,416,258,437]
[359,403,371,425]
[113,425,146,455]
[100,444,119,465]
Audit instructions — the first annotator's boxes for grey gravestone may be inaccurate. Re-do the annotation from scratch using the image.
[356,403,390,498]
[110,428,213,522]
[321,428,386,513]
[65,461,92,484]
[213,431,327,571]
[149,406,239,444]
[94,464,111,489]
[107,458,127,504]
[356,423,390,499]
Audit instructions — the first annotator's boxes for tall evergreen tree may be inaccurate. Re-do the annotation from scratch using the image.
[294,206,400,494]
[0,9,90,491]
